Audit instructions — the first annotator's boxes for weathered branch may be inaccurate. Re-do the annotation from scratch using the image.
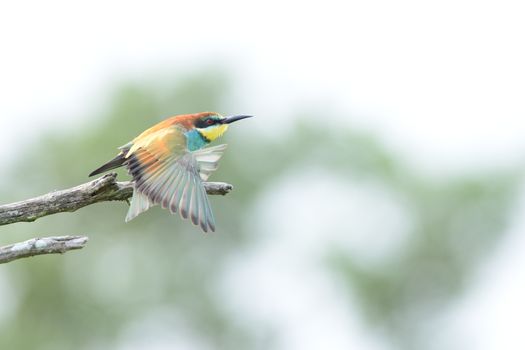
[0,173,233,226]
[0,174,232,264]
[0,235,88,264]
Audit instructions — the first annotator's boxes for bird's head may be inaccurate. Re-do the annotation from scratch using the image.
[193,112,253,142]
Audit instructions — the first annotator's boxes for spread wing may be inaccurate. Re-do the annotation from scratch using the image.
[124,126,226,232]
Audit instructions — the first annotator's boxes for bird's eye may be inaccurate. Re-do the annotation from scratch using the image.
[206,119,214,125]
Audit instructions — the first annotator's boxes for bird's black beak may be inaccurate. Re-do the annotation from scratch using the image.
[222,115,254,124]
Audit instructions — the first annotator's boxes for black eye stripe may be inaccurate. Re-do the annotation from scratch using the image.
[195,117,219,128]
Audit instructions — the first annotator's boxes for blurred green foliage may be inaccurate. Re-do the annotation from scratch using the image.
[0,71,520,350]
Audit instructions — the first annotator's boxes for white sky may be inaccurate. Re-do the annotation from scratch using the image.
[0,1,524,349]
[0,0,524,173]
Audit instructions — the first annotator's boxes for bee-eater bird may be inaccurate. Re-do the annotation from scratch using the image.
[89,112,253,232]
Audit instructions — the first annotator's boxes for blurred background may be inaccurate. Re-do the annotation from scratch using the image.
[1,1,524,349]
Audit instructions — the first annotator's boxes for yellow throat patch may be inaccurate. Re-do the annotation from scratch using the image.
[197,124,229,141]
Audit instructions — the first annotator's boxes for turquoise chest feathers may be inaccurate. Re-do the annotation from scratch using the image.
[185,129,210,151]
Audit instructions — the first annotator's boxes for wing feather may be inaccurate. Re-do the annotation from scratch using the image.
[123,126,225,232]
[197,180,210,232]
[169,170,187,214]
[193,144,227,180]
[189,175,198,225]
[162,166,183,210]
[125,189,154,222]
[179,170,192,220]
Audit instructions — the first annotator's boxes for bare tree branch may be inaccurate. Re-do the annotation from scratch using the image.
[0,235,88,264]
[0,173,233,226]
[0,174,232,264]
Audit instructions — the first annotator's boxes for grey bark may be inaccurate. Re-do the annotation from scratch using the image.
[0,235,88,264]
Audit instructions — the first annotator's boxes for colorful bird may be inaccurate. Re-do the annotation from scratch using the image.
[89,112,253,232]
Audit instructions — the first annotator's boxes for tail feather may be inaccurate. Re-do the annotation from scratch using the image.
[89,153,126,177]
